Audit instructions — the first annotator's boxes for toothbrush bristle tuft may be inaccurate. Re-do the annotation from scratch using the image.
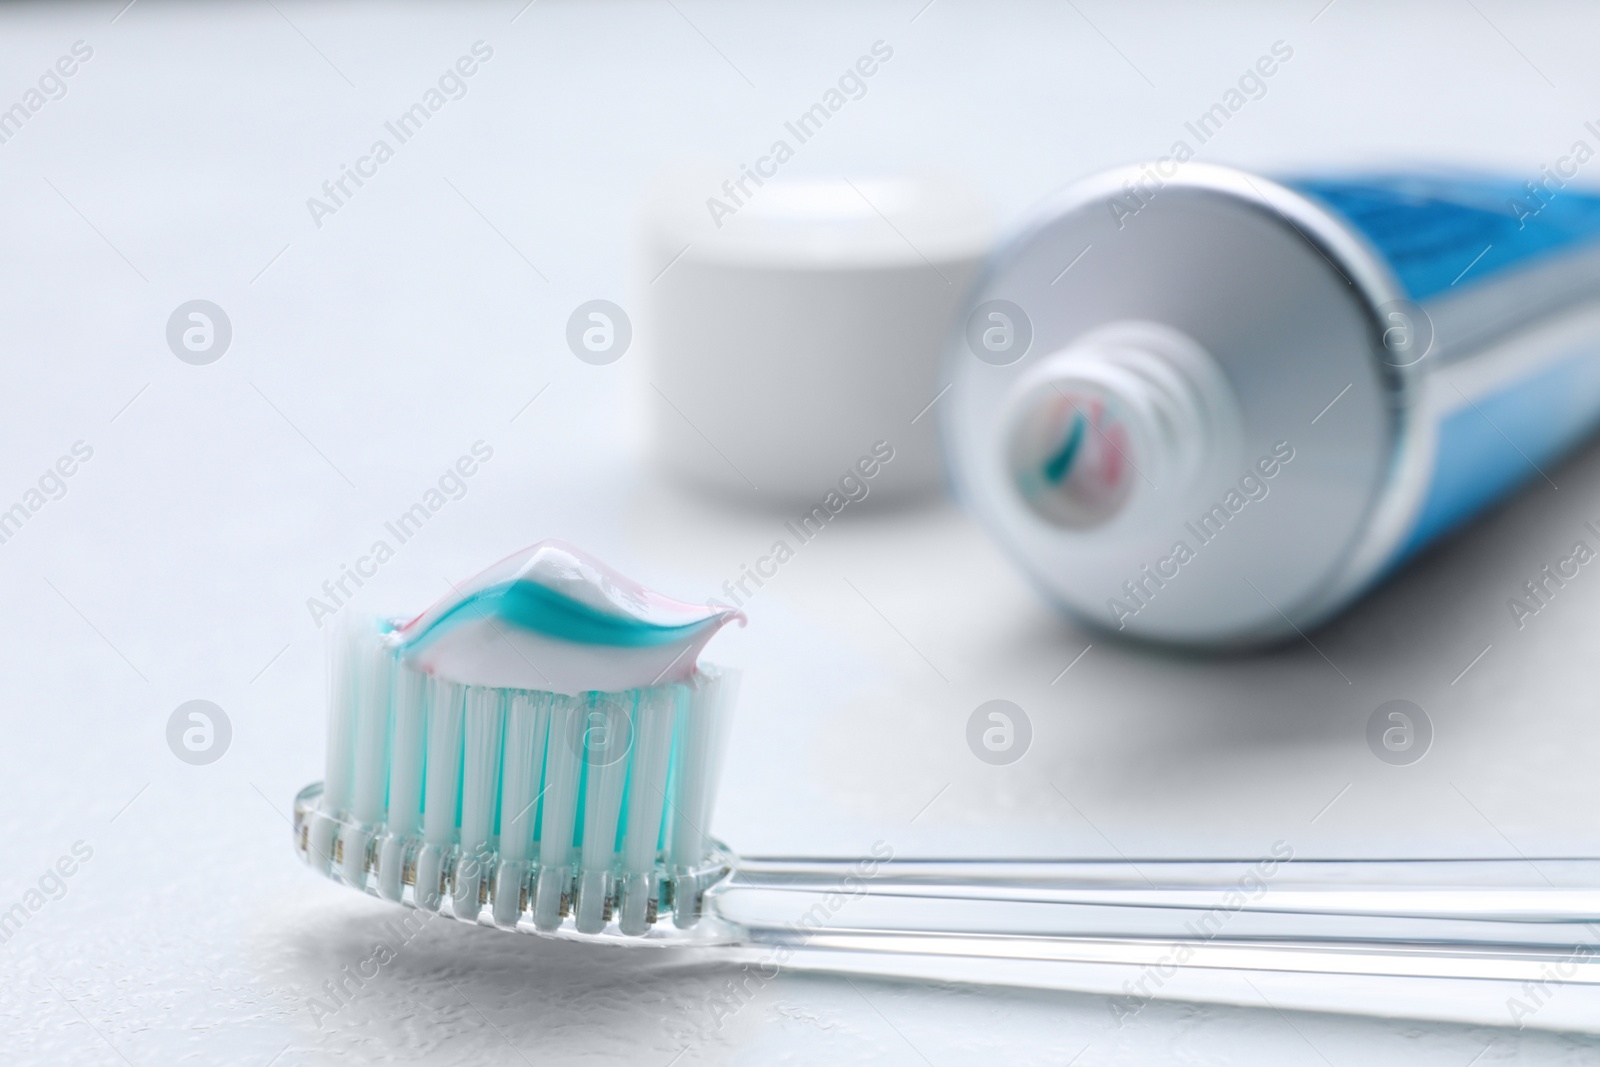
[296,615,737,939]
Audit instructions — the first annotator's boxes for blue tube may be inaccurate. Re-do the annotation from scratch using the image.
[1290,175,1600,560]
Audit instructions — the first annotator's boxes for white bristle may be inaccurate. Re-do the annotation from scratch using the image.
[668,669,736,928]
[454,687,506,919]
[313,621,363,877]
[343,633,393,890]
[415,676,464,911]
[377,667,428,902]
[669,669,734,870]
[315,620,737,935]
[492,691,552,927]
[533,695,583,930]
[349,635,393,825]
[618,684,677,935]
[576,691,634,933]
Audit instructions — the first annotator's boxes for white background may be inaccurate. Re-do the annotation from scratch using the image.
[1,0,1599,1062]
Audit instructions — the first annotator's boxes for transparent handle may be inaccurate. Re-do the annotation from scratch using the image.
[705,856,1600,986]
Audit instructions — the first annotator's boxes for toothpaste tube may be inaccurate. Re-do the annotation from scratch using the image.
[944,163,1600,645]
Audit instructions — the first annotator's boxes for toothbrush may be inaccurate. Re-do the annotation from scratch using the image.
[294,542,1600,992]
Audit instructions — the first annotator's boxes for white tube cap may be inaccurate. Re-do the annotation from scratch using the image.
[635,163,992,506]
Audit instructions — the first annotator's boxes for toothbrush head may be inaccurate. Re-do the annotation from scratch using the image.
[293,544,743,942]
[292,780,738,944]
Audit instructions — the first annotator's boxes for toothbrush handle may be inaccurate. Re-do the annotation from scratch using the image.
[704,856,1600,986]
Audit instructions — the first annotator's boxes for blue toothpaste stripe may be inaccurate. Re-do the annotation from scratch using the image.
[403,581,709,651]
[1043,411,1086,484]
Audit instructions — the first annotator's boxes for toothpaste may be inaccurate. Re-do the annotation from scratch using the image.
[394,540,743,694]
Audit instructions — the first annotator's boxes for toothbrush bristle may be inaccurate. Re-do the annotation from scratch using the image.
[301,616,737,937]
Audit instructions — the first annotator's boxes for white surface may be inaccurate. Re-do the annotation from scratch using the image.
[1,0,1599,1063]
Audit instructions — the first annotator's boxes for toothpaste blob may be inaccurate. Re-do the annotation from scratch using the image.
[392,540,743,694]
